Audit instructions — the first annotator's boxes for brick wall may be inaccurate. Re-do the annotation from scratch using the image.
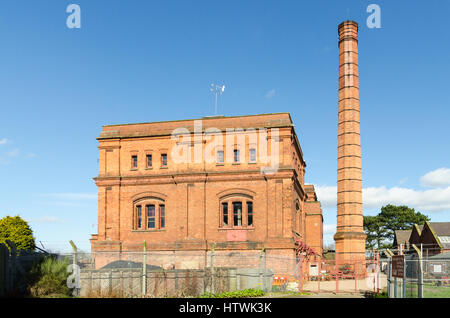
[92,113,323,259]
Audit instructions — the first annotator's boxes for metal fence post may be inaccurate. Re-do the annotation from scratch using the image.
[412,244,423,298]
[259,248,266,291]
[335,260,339,294]
[318,259,321,293]
[69,240,79,296]
[258,252,262,290]
[402,259,406,298]
[174,251,178,292]
[418,259,423,298]
[142,241,147,296]
[263,250,267,292]
[394,276,397,298]
[210,246,215,294]
[387,257,391,298]
[376,252,380,294]
[297,254,303,293]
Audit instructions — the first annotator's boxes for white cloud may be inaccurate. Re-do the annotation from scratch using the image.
[322,224,337,245]
[0,138,9,145]
[6,148,20,157]
[323,224,336,235]
[314,185,337,208]
[420,168,450,188]
[315,185,450,213]
[265,89,276,99]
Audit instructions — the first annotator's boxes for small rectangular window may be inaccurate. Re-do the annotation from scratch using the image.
[233,149,240,163]
[161,154,167,167]
[222,202,228,226]
[217,150,224,163]
[249,148,256,163]
[147,205,155,229]
[233,202,242,226]
[146,154,152,168]
[160,205,165,229]
[247,202,253,226]
[137,206,142,229]
[131,155,138,169]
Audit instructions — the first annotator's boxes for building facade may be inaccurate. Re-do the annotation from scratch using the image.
[90,113,323,264]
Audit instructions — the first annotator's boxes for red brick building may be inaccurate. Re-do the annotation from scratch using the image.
[90,113,323,263]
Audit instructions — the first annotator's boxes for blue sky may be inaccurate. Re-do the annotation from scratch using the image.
[0,1,449,252]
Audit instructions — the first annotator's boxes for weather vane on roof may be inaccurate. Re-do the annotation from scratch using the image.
[210,83,225,115]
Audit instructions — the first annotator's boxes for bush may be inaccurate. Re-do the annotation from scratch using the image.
[199,288,265,298]
[0,215,35,253]
[339,264,352,274]
[27,256,72,297]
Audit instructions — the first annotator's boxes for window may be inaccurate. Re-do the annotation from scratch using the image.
[133,197,166,231]
[222,202,228,226]
[249,148,256,163]
[161,154,167,167]
[233,149,240,163]
[159,205,165,229]
[131,155,138,169]
[219,194,254,228]
[136,205,142,229]
[233,202,242,226]
[147,205,155,229]
[247,202,253,226]
[146,154,152,168]
[217,150,224,164]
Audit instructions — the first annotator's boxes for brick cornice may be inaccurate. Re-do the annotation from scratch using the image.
[94,167,301,186]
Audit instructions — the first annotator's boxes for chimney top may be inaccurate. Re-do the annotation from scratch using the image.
[338,20,358,43]
[338,20,358,30]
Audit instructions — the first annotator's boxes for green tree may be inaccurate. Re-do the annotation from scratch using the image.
[363,205,430,249]
[363,215,387,249]
[0,215,36,253]
[378,205,429,245]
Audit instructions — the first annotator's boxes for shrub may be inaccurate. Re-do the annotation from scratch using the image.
[28,256,72,297]
[0,215,35,253]
[339,264,352,274]
[199,288,265,298]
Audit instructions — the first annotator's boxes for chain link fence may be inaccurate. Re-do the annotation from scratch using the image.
[66,250,302,297]
[387,255,450,298]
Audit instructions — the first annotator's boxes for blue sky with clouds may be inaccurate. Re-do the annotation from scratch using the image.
[0,1,449,252]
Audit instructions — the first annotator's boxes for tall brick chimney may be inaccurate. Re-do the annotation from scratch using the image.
[334,21,366,268]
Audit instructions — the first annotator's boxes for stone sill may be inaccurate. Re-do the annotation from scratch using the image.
[131,229,166,233]
[218,227,255,231]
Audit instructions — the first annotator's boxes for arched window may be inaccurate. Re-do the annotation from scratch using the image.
[219,192,254,228]
[133,196,166,230]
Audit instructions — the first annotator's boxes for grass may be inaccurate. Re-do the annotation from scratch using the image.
[199,288,265,298]
[264,291,311,298]
[401,283,450,298]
